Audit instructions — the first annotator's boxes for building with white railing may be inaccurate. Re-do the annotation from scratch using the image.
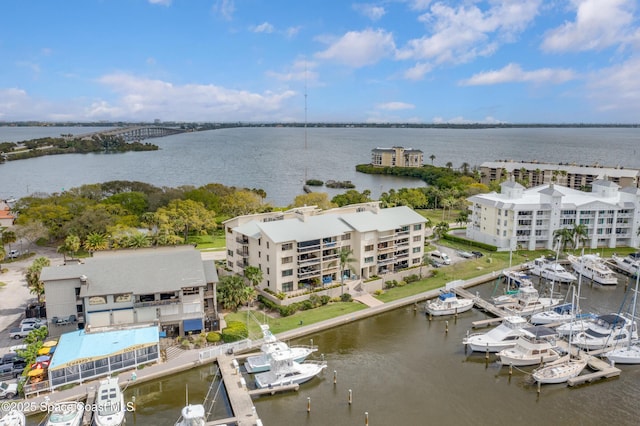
[223,202,427,296]
[466,179,640,251]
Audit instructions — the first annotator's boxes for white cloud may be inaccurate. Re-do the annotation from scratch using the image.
[541,0,635,52]
[252,22,274,34]
[148,0,171,5]
[586,57,640,114]
[315,28,396,67]
[89,73,297,121]
[403,62,433,81]
[409,0,433,11]
[212,0,235,21]
[353,4,386,21]
[285,26,301,38]
[376,102,415,111]
[432,115,503,124]
[460,63,576,85]
[397,0,542,65]
[266,59,320,84]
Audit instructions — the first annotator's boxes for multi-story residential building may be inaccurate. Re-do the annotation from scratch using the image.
[371,146,423,168]
[40,245,219,337]
[478,160,640,190]
[223,202,427,297]
[466,180,640,251]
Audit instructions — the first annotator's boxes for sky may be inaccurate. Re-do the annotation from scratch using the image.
[1,0,640,124]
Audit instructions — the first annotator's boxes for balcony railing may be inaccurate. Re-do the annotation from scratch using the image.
[134,298,180,308]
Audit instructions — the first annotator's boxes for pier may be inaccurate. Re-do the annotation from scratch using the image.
[209,353,257,426]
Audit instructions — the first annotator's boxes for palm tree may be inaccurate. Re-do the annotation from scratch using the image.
[445,161,453,169]
[338,247,356,296]
[571,223,589,250]
[460,162,470,175]
[244,265,263,287]
[429,154,436,165]
[553,227,573,253]
[218,275,251,311]
[83,232,109,253]
[26,256,50,303]
[433,222,449,240]
[127,232,151,248]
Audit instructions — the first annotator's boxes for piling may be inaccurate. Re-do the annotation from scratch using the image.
[307,397,311,413]
[348,389,352,405]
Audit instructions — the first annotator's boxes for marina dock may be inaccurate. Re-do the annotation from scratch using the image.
[209,353,257,426]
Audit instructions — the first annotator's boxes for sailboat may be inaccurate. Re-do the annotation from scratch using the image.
[605,272,640,364]
[531,287,587,384]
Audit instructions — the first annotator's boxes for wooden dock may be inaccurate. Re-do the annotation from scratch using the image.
[81,385,96,426]
[552,340,621,386]
[450,286,508,327]
[248,383,300,396]
[207,353,258,426]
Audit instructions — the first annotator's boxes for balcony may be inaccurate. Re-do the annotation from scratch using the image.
[235,236,249,244]
[134,298,180,308]
[235,248,249,257]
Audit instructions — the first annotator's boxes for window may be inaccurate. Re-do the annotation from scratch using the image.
[365,244,374,252]
[282,256,293,264]
[413,224,422,231]
[364,256,374,263]
[182,287,198,296]
[227,249,233,256]
[282,282,294,292]
[89,296,107,305]
[282,269,293,277]
[341,234,351,240]
[282,243,293,251]
[413,236,421,242]
[412,247,421,253]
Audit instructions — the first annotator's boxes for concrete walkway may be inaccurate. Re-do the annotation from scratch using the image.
[353,293,384,307]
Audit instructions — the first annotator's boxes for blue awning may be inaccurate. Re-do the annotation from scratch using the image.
[183,318,203,332]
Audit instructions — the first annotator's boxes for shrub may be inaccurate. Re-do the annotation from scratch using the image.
[404,274,420,283]
[397,280,406,287]
[308,294,321,308]
[221,320,249,343]
[206,332,222,343]
[384,280,398,289]
[374,289,384,296]
[320,295,331,305]
[340,293,353,302]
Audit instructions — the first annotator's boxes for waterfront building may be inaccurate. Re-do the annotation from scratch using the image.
[0,200,15,227]
[466,180,640,251]
[40,245,219,337]
[371,146,423,168]
[478,160,640,190]
[223,202,427,299]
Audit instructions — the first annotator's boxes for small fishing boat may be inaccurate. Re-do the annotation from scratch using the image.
[498,326,561,367]
[462,316,530,352]
[45,401,84,426]
[424,291,474,316]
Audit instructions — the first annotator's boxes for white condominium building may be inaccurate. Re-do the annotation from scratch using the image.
[466,180,640,251]
[223,202,427,295]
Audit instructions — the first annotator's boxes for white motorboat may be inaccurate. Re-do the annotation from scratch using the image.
[462,316,530,352]
[93,377,125,426]
[491,270,537,306]
[46,402,84,426]
[530,303,575,325]
[425,291,474,316]
[531,354,588,384]
[554,313,598,336]
[610,254,640,277]
[0,410,25,426]
[572,313,637,351]
[567,254,618,286]
[254,351,327,389]
[604,273,640,364]
[244,325,317,373]
[498,326,561,367]
[501,283,562,317]
[175,404,206,426]
[526,257,577,284]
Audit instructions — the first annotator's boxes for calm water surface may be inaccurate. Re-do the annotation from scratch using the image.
[2,126,640,206]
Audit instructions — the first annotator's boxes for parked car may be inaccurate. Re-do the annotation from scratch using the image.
[8,344,27,353]
[0,353,23,366]
[0,381,18,399]
[457,250,475,259]
[9,325,35,339]
[20,317,44,328]
[0,362,25,379]
[7,249,20,259]
[471,251,484,258]
[430,250,451,265]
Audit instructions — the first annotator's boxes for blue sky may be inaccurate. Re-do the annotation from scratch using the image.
[1,0,640,124]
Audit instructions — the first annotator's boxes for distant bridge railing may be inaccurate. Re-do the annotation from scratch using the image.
[76,126,187,142]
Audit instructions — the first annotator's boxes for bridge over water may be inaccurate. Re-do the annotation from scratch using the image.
[77,126,187,142]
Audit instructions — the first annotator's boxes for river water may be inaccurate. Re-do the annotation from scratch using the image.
[2,126,640,206]
[5,126,639,425]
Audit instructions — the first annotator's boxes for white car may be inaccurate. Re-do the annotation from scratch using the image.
[8,344,27,353]
[19,317,44,327]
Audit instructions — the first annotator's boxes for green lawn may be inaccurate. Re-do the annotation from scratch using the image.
[223,302,366,337]
[188,232,226,250]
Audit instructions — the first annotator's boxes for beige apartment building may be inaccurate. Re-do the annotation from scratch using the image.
[466,179,640,251]
[371,146,423,167]
[479,160,640,189]
[223,202,427,297]
[40,245,219,337]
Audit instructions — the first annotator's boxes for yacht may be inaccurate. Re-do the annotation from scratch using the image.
[526,257,577,284]
[498,326,561,367]
[567,254,618,286]
[554,313,598,336]
[93,377,125,426]
[531,354,588,384]
[462,316,530,352]
[604,274,640,364]
[244,325,317,373]
[500,283,562,317]
[491,270,534,306]
[425,291,474,316]
[530,303,575,325]
[610,253,640,277]
[0,410,25,426]
[175,404,206,426]
[572,313,637,351]
[45,402,84,426]
[254,351,327,389]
